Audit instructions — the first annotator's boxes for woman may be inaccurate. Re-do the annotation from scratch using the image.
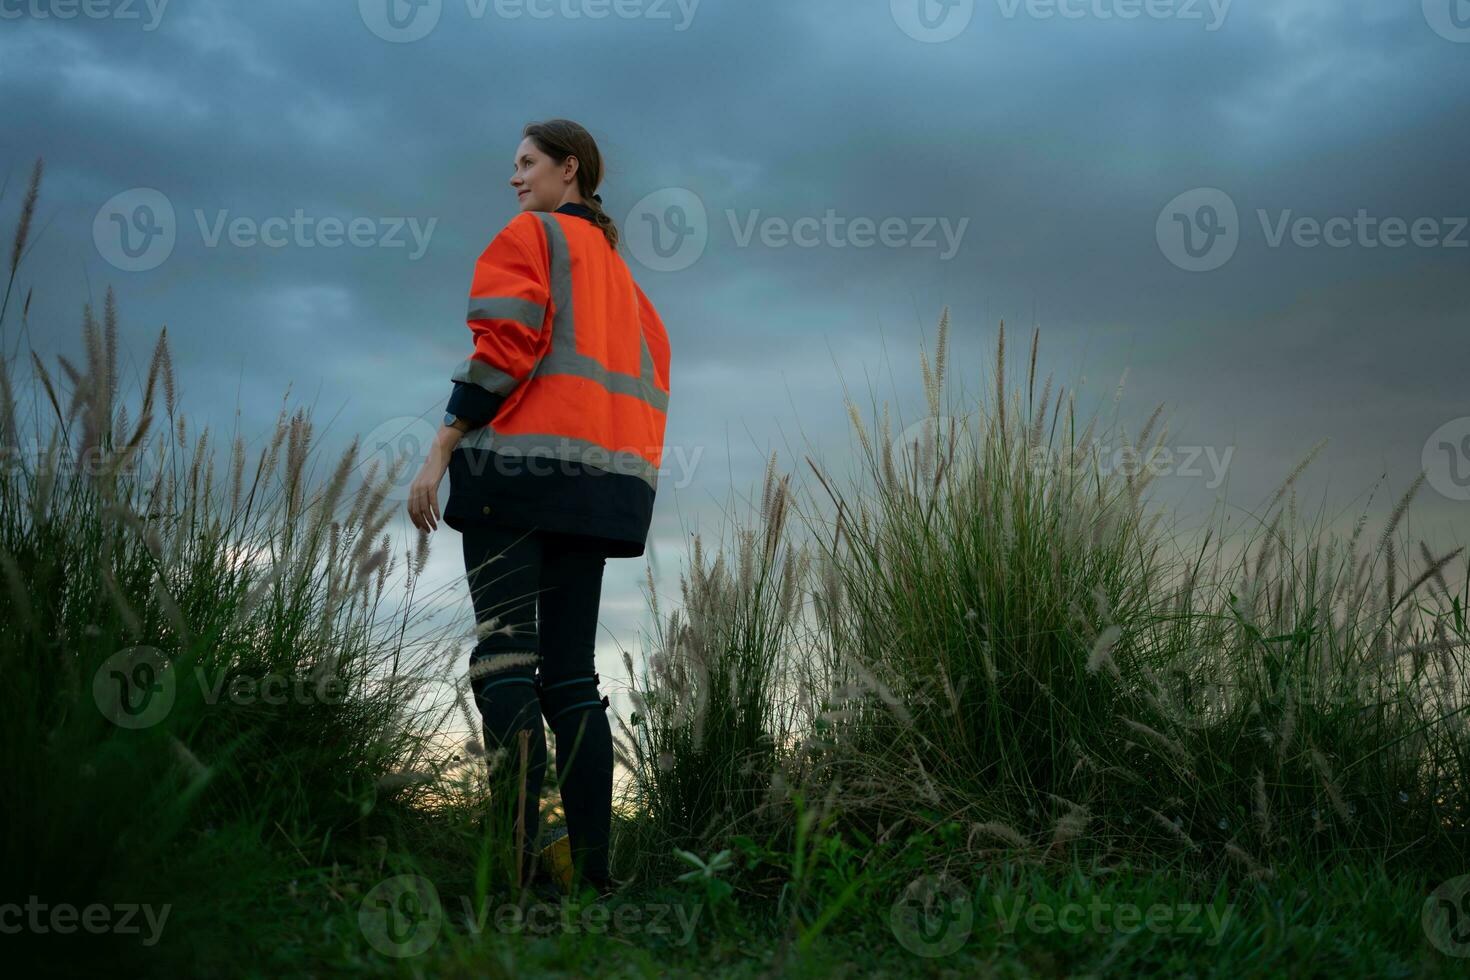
[406,119,672,901]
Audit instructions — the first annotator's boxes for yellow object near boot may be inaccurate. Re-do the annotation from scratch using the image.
[540,830,574,893]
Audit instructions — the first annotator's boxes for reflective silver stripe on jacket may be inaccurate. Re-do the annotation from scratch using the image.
[452,297,549,395]
[468,295,547,333]
[450,358,519,396]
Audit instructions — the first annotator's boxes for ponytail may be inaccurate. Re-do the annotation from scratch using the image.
[523,119,620,251]
[582,192,620,250]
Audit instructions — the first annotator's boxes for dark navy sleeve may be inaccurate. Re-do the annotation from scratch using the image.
[445,381,507,428]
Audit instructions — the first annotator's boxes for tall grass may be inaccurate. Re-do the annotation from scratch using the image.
[617,455,810,863]
[625,306,1470,888]
[0,158,472,972]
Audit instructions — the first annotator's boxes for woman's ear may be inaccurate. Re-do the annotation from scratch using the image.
[562,155,579,183]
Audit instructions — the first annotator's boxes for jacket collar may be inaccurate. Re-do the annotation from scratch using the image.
[553,201,598,223]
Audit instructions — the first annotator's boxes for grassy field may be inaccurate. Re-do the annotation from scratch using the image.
[4,157,1468,977]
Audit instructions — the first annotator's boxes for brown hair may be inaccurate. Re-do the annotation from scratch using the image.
[522,119,619,250]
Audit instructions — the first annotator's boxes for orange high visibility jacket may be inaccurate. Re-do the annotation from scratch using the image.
[442,202,671,558]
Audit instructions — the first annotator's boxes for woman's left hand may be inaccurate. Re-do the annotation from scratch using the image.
[407,449,451,533]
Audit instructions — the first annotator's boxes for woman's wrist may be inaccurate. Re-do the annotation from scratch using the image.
[436,423,467,452]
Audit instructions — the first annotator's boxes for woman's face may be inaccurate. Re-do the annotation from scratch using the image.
[510,137,575,212]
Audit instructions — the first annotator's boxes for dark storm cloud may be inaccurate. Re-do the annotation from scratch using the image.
[2,0,1466,595]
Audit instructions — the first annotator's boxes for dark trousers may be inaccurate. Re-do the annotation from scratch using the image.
[461,521,614,891]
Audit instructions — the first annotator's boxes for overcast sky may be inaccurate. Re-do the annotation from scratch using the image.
[4,0,1468,732]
